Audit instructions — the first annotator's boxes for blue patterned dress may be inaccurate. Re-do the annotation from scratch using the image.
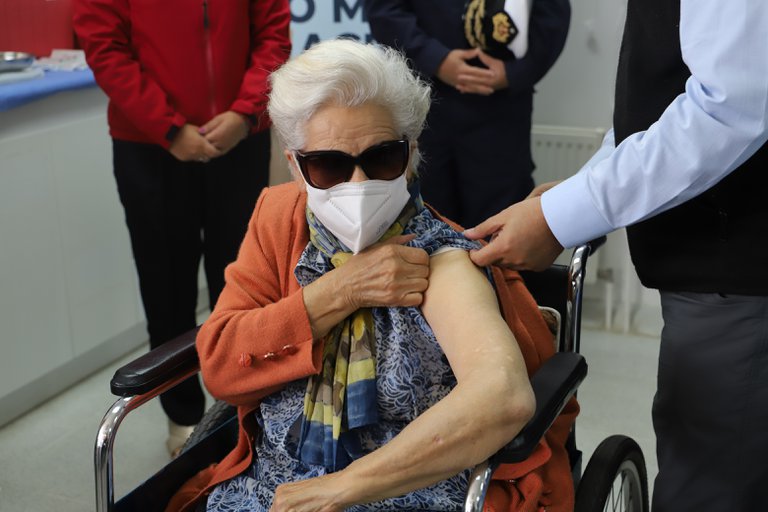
[207,207,482,511]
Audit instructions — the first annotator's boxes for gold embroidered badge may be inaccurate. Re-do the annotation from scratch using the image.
[492,11,517,44]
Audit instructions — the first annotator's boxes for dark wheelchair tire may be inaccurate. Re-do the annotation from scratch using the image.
[180,399,237,455]
[574,435,649,512]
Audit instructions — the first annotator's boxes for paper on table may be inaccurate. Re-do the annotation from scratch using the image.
[35,49,88,71]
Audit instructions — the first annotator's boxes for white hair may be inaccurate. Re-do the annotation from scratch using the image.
[267,39,431,168]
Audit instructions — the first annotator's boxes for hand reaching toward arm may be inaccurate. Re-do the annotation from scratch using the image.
[199,111,251,154]
[168,124,223,162]
[464,196,564,270]
[301,234,430,339]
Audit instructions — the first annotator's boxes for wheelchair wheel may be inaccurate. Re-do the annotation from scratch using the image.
[181,399,237,455]
[574,435,649,512]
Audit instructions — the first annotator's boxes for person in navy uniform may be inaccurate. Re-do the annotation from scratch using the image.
[364,0,571,228]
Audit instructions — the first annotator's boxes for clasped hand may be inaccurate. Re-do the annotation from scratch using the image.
[168,111,250,162]
[436,48,509,95]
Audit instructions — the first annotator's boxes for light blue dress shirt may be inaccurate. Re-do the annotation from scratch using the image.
[542,0,768,249]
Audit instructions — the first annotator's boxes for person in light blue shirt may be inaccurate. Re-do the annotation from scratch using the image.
[466,0,768,510]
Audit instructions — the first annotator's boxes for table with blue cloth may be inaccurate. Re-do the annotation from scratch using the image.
[0,69,96,112]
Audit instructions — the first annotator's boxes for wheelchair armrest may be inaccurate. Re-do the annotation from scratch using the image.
[110,327,201,397]
[492,352,587,464]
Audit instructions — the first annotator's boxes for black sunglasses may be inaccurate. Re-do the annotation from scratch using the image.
[294,139,409,190]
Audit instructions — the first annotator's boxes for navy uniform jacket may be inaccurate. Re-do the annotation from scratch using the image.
[364,0,571,225]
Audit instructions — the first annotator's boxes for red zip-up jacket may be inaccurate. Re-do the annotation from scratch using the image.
[73,0,291,148]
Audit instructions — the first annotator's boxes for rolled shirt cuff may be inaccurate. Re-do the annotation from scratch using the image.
[541,171,613,249]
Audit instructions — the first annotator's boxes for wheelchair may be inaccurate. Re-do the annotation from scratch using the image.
[95,239,649,512]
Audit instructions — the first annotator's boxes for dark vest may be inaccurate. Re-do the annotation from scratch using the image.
[615,0,768,294]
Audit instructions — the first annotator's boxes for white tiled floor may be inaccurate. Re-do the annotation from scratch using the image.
[0,326,660,511]
[576,327,659,498]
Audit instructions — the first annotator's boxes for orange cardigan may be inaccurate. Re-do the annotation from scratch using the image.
[167,182,578,512]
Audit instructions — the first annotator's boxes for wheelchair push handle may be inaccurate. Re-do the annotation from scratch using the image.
[564,236,606,354]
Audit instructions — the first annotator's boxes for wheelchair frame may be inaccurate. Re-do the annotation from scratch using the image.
[95,239,647,512]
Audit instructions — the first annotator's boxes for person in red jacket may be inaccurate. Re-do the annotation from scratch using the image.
[73,0,291,456]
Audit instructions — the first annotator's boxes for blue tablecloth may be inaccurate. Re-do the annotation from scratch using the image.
[0,69,97,112]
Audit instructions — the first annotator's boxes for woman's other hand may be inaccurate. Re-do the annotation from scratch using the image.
[271,473,348,512]
[199,111,250,154]
[168,124,223,162]
[302,234,429,339]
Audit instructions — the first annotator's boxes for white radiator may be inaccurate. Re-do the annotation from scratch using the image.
[531,124,606,184]
[530,125,606,284]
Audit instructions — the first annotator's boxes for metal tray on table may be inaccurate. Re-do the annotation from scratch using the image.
[0,52,35,73]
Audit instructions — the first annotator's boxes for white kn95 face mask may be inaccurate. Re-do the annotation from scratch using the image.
[304,172,411,254]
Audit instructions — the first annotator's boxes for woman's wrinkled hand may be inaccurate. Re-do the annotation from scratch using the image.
[340,234,430,309]
[302,235,430,339]
[270,474,347,512]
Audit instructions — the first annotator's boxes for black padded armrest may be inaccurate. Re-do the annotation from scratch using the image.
[111,327,201,397]
[492,352,587,464]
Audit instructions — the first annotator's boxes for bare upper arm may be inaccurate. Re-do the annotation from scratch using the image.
[420,250,526,383]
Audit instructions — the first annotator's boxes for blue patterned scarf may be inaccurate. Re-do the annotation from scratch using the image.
[297,185,424,470]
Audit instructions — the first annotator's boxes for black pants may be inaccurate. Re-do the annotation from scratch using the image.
[653,291,768,511]
[418,91,535,228]
[113,132,270,425]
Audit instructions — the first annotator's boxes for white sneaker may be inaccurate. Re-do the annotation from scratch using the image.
[166,419,196,458]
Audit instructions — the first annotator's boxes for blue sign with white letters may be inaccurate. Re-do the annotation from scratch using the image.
[289,0,373,56]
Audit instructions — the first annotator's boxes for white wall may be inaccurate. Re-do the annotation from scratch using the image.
[533,0,626,128]
[0,88,148,426]
[0,87,217,427]
[532,0,662,335]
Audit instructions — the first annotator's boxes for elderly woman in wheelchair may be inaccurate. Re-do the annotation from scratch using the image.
[166,39,577,512]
